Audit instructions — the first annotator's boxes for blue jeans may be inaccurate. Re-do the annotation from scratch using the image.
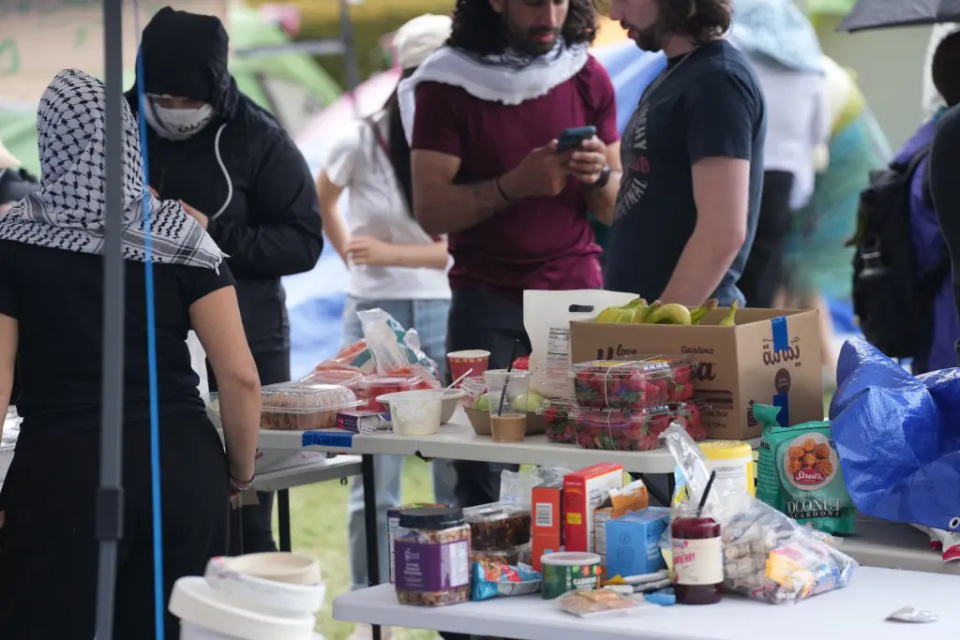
[343,296,456,591]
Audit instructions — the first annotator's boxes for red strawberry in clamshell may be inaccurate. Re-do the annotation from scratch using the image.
[673,364,692,385]
[512,356,530,371]
[677,382,694,401]
[639,433,660,451]
[684,403,702,431]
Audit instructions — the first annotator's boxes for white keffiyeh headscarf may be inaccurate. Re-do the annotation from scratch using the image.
[0,69,224,272]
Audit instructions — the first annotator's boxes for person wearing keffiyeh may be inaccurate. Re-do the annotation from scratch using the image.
[0,69,261,640]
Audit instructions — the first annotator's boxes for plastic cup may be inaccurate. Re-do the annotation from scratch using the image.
[447,350,491,383]
[484,369,530,418]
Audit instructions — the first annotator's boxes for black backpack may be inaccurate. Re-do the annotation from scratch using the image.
[849,144,949,361]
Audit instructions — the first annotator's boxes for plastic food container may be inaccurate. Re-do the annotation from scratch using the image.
[668,401,708,441]
[642,356,696,403]
[298,369,363,391]
[377,390,443,436]
[538,399,579,444]
[358,375,422,412]
[459,376,487,408]
[261,383,361,431]
[394,507,471,607]
[470,545,526,566]
[572,360,672,410]
[573,407,672,451]
[388,503,448,584]
[204,556,326,618]
[540,552,602,600]
[463,502,532,550]
[699,440,755,497]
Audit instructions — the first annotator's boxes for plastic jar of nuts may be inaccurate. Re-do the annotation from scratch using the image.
[393,506,471,607]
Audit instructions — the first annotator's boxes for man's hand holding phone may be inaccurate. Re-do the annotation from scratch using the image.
[557,126,607,186]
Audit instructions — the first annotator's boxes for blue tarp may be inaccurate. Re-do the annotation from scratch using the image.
[830,337,960,529]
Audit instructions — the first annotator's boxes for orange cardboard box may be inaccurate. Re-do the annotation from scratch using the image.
[563,463,624,554]
[531,484,563,572]
[570,308,824,440]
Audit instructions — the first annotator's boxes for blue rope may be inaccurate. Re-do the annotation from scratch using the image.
[132,5,166,637]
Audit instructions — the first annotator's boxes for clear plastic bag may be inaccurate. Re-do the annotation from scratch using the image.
[661,424,858,604]
[357,308,442,385]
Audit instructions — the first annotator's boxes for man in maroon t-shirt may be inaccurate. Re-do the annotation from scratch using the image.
[402,0,621,508]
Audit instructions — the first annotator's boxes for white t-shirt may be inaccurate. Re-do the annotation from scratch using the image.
[323,111,451,301]
[748,53,829,211]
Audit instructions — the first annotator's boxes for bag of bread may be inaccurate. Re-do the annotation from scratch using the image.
[755,404,855,535]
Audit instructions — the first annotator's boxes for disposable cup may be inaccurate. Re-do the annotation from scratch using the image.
[484,369,530,418]
[447,350,491,383]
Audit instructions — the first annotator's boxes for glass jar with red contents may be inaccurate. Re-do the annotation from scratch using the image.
[358,375,421,412]
[671,502,723,605]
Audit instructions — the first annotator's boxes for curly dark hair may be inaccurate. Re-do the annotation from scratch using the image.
[656,0,732,45]
[448,0,597,56]
[933,30,960,107]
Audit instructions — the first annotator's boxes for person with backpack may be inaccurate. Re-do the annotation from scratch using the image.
[916,33,960,373]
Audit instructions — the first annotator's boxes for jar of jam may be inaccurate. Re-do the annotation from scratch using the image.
[670,503,723,605]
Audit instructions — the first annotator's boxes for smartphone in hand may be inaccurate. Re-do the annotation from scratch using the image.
[556,126,597,152]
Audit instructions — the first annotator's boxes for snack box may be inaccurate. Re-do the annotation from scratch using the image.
[537,398,579,444]
[604,507,670,580]
[563,463,624,554]
[572,360,672,410]
[336,411,387,434]
[593,480,650,570]
[260,382,362,431]
[532,483,564,572]
[573,407,672,451]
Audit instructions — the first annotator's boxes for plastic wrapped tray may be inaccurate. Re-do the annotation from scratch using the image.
[299,369,364,390]
[463,502,532,550]
[261,382,361,431]
[572,360,672,410]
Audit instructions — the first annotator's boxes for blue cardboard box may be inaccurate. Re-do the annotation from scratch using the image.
[605,507,670,579]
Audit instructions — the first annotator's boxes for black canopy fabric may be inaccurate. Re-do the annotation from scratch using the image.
[839,0,960,32]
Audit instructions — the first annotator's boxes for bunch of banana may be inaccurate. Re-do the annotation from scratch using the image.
[594,298,722,326]
[595,297,647,323]
[718,300,738,327]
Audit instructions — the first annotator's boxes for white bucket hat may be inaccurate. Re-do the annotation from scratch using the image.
[0,140,20,170]
[394,14,452,70]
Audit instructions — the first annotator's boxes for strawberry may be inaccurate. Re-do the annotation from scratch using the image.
[685,403,702,431]
[625,372,646,392]
[678,382,695,401]
[673,364,692,385]
[512,356,530,371]
[639,433,660,451]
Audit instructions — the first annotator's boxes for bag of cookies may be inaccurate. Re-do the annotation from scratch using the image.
[755,405,855,535]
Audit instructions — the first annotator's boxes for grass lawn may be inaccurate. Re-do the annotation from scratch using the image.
[274,456,439,640]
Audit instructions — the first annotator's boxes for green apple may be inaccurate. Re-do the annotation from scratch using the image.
[511,392,544,412]
[473,394,490,411]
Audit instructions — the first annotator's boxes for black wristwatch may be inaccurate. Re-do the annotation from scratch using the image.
[588,165,612,190]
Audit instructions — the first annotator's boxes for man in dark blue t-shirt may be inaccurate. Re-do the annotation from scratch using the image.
[604,0,766,306]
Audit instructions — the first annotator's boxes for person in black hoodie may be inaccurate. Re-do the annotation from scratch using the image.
[127,7,324,553]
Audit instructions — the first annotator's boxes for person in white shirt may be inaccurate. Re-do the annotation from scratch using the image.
[315,15,454,640]
[729,0,828,308]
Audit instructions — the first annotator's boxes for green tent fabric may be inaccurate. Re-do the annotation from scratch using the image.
[0,4,342,175]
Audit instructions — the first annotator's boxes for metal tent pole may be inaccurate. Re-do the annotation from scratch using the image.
[94,0,126,638]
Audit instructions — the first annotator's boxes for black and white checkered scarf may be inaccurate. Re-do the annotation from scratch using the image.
[0,70,224,272]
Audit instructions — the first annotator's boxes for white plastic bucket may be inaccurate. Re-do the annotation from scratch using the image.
[205,557,326,617]
[171,577,316,640]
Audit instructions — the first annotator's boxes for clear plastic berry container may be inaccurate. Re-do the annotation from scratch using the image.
[573,406,671,451]
[537,398,579,444]
[358,375,422,412]
[571,360,672,410]
[640,356,696,403]
[668,400,709,442]
[261,382,362,431]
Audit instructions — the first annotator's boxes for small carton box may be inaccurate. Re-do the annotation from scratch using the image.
[605,507,671,580]
[563,463,624,553]
[594,480,650,568]
[531,484,563,572]
[570,307,824,440]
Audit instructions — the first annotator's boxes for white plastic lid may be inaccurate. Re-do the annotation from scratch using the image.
[169,577,316,640]
[540,552,602,567]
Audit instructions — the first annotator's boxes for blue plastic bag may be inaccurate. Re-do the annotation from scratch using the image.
[829,337,960,530]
